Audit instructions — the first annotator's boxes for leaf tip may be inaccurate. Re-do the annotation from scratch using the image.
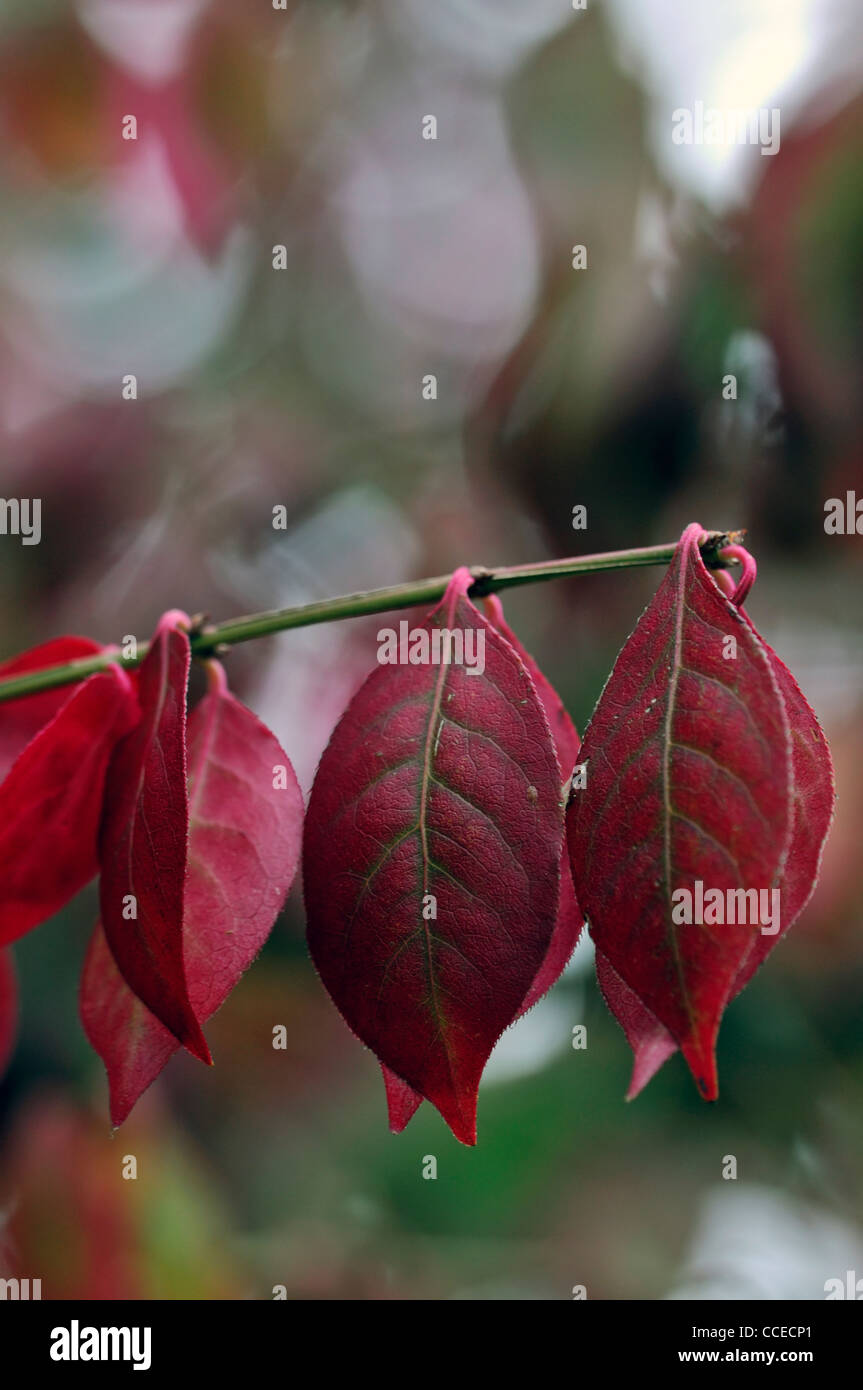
[681,1036,719,1102]
[444,1100,478,1147]
[108,1090,131,1131]
[182,1023,213,1067]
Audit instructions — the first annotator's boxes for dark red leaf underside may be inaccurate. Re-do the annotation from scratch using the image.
[567,523,794,1099]
[304,568,563,1144]
[0,667,138,947]
[82,675,304,1125]
[98,614,210,1063]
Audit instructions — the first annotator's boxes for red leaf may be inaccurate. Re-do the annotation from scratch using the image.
[566,523,795,1099]
[598,612,835,1098]
[0,636,105,780]
[82,665,304,1125]
[0,665,138,947]
[0,949,17,1079]
[304,568,564,1145]
[380,596,585,1134]
[98,612,211,1063]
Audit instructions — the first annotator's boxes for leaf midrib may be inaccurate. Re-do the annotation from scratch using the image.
[416,636,455,1081]
[662,551,696,1035]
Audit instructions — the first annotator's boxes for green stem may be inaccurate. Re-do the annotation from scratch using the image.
[0,530,739,704]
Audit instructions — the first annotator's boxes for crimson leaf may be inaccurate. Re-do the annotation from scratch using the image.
[82,665,304,1125]
[597,602,835,1099]
[380,595,584,1133]
[0,666,138,947]
[304,568,563,1144]
[0,636,106,780]
[98,612,210,1063]
[567,523,795,1099]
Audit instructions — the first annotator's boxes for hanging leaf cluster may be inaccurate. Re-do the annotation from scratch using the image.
[0,527,834,1142]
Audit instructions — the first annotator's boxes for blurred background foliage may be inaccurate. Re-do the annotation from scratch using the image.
[0,0,861,1299]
